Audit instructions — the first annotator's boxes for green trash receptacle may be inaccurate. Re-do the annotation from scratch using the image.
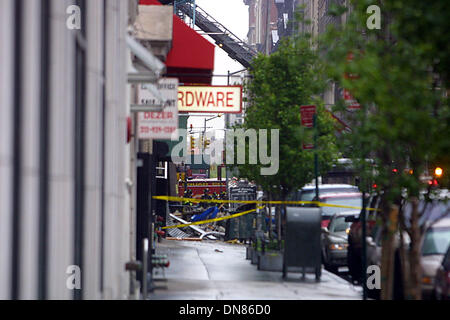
[283,207,322,281]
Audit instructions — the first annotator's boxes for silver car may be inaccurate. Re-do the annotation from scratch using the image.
[321,211,359,271]
[421,217,450,298]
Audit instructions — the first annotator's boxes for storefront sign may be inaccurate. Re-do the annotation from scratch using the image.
[137,78,179,140]
[300,105,316,128]
[178,85,242,113]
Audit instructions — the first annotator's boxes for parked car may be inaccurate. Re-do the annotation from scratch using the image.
[289,184,359,202]
[421,217,450,299]
[318,192,362,229]
[434,245,450,300]
[358,199,449,299]
[365,223,407,299]
[321,211,359,271]
[347,194,381,282]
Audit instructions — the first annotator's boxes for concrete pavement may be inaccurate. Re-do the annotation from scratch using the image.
[149,239,362,300]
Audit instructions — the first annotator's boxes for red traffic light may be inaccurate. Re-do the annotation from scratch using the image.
[428,179,439,186]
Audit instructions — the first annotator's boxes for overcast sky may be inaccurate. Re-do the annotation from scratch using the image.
[186,0,249,138]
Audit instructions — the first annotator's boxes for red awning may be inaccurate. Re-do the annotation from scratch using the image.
[139,0,215,85]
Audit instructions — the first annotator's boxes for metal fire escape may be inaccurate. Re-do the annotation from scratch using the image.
[171,1,258,68]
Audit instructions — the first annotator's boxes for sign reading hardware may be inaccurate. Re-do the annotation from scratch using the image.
[178,85,242,113]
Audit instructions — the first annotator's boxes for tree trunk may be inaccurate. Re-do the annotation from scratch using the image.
[380,204,398,300]
[398,219,410,299]
[406,197,422,300]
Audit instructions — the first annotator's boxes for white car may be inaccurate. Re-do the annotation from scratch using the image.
[421,217,450,298]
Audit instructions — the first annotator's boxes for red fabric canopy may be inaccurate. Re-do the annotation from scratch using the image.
[139,0,215,84]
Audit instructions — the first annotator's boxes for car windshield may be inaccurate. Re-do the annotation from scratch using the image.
[422,227,450,256]
[330,216,351,233]
[321,196,362,217]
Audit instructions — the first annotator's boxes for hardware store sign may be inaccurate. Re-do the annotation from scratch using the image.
[178,85,242,113]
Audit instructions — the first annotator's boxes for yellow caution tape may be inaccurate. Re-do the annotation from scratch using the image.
[153,195,380,211]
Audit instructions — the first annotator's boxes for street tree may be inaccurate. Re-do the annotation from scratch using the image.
[232,37,340,242]
[321,0,449,299]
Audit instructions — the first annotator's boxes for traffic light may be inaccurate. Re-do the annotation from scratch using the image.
[428,167,444,187]
[190,137,195,151]
[204,138,210,149]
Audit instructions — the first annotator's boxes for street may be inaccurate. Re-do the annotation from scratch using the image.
[150,240,362,300]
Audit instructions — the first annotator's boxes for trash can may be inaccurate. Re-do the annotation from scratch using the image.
[283,207,322,281]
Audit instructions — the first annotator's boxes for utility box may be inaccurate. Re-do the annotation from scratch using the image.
[225,183,257,241]
[283,207,322,280]
[225,203,256,241]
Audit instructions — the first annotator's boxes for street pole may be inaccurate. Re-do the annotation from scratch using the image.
[313,113,319,202]
[184,160,187,192]
[361,190,367,300]
[225,70,230,200]
[361,105,368,300]
[203,117,206,153]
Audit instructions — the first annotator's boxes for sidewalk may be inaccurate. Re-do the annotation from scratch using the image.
[149,239,362,300]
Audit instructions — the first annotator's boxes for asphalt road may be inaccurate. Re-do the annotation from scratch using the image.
[149,239,362,300]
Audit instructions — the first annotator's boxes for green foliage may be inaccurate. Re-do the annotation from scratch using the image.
[319,0,449,201]
[234,37,339,198]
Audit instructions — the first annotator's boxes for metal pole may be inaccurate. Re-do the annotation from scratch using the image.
[313,113,319,201]
[184,160,187,191]
[225,71,230,199]
[361,191,367,300]
[192,0,196,28]
[203,117,207,151]
[361,103,368,300]
[265,0,271,54]
[142,238,148,300]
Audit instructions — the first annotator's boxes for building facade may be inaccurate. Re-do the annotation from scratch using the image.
[243,0,353,126]
[0,0,134,299]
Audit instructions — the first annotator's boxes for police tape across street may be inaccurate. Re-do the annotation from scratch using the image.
[152,195,380,230]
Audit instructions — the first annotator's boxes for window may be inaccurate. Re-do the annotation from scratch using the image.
[422,227,450,256]
[330,216,351,233]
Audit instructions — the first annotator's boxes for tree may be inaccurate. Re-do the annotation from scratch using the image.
[232,37,340,241]
[321,0,449,299]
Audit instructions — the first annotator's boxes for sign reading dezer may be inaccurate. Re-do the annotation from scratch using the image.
[178,86,242,113]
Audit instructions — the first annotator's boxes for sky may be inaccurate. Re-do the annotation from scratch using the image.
[185,0,249,140]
